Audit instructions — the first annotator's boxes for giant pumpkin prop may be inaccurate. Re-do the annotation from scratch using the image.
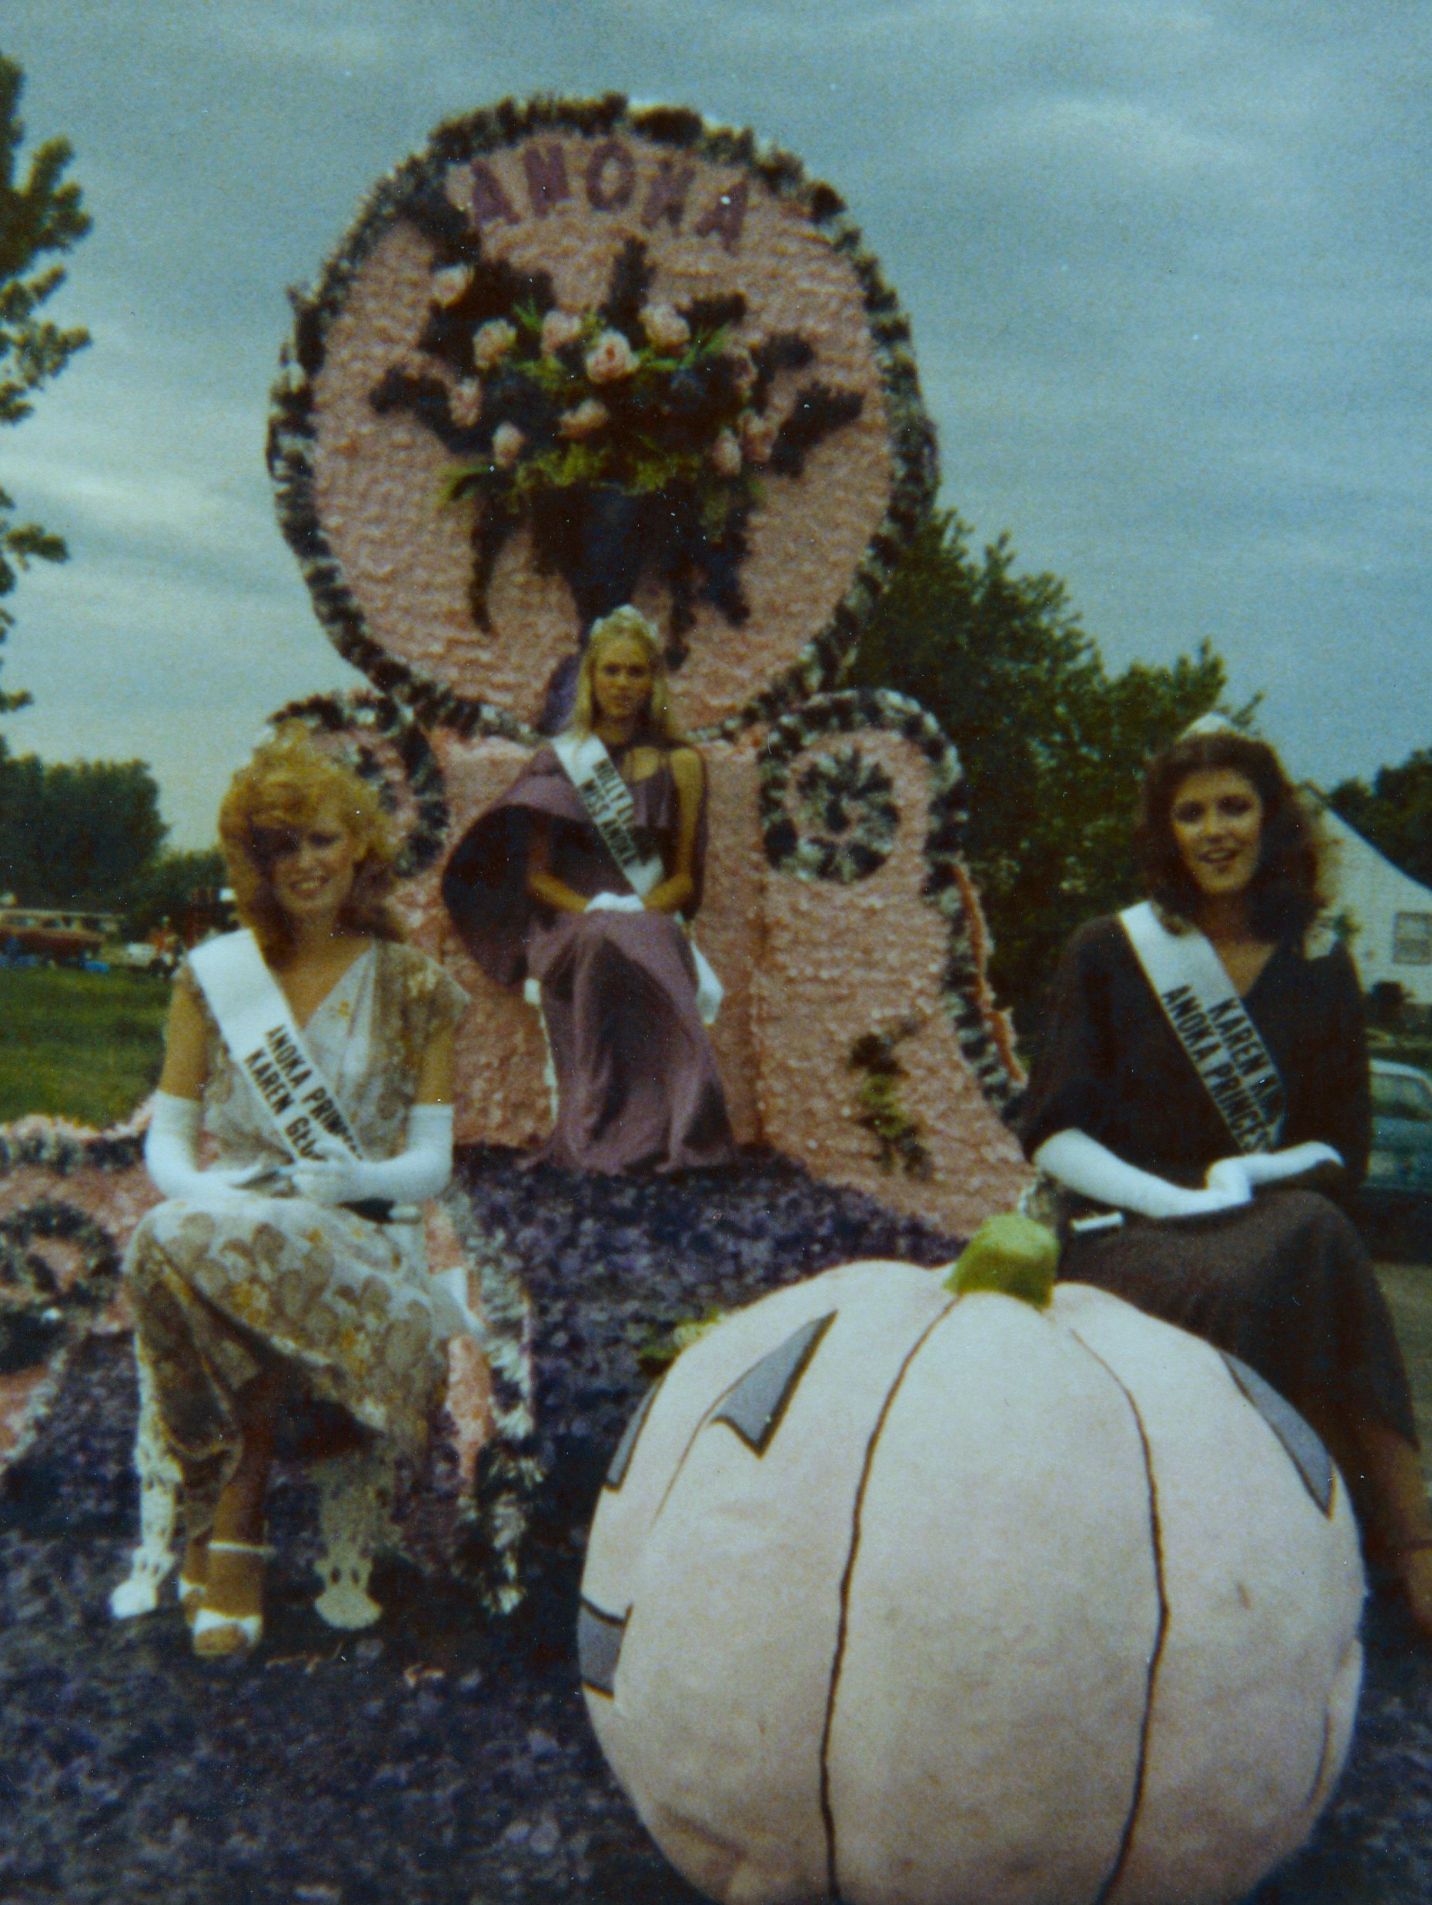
[580,1223,1364,1905]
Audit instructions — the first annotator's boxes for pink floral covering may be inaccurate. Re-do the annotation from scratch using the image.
[304,129,896,732]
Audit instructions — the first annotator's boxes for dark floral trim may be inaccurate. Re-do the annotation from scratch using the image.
[266,690,451,878]
[849,1019,934,1180]
[438,1188,543,1617]
[758,689,1023,1119]
[268,93,936,740]
[0,1199,123,1375]
[775,743,900,883]
[0,1114,147,1178]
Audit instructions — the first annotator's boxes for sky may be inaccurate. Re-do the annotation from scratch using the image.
[2,0,1429,846]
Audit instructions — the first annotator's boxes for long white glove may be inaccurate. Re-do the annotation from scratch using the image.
[1207,1140,1343,1193]
[289,1104,454,1208]
[144,1091,261,1202]
[1034,1128,1253,1222]
[585,891,646,914]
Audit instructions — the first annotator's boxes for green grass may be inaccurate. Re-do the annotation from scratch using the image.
[0,966,169,1126]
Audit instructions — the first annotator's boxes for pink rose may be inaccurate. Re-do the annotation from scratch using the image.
[738,409,778,464]
[558,397,610,440]
[710,429,743,478]
[473,319,517,371]
[449,379,483,428]
[541,309,584,355]
[431,264,474,307]
[585,329,637,384]
[492,422,525,469]
[640,302,690,352]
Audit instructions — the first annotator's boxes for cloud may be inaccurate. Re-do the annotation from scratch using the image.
[1,0,1427,826]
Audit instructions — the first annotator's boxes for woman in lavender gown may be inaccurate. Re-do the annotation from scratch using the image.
[443,607,736,1174]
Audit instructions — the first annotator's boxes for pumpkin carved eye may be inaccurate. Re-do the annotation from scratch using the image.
[577,1599,627,1699]
[712,1312,834,1456]
[1221,1350,1336,1515]
[603,1378,662,1495]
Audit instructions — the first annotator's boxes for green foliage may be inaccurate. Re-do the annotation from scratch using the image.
[0,966,166,1124]
[0,754,166,906]
[848,511,1234,1023]
[0,56,91,713]
[120,846,226,938]
[848,1023,933,1179]
[1329,749,1432,889]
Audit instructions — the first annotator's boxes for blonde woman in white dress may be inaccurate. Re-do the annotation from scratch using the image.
[110,729,469,1658]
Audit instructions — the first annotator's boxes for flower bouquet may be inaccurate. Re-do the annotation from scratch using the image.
[369,221,864,664]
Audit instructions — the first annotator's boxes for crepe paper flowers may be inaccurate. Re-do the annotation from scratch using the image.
[473,319,518,371]
[584,329,637,384]
[640,302,691,352]
[368,233,864,646]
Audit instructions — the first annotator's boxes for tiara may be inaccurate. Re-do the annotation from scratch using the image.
[1177,711,1244,741]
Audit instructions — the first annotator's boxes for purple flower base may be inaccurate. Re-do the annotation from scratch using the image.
[0,1149,1428,1902]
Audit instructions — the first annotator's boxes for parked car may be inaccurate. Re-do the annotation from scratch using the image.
[0,906,117,968]
[1358,1058,1432,1259]
[110,942,176,976]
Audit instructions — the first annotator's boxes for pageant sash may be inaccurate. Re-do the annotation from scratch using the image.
[549,732,723,1024]
[188,929,366,1164]
[550,732,666,897]
[1118,901,1284,1154]
[188,932,477,1328]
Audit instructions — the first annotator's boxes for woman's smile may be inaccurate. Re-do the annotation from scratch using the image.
[269,800,363,921]
[1169,767,1265,902]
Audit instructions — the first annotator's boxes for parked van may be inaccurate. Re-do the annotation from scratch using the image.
[0,907,115,967]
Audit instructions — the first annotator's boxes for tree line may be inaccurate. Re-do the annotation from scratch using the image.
[0,749,223,935]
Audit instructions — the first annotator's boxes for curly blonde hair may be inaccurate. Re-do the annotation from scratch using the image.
[568,606,684,744]
[217,726,404,959]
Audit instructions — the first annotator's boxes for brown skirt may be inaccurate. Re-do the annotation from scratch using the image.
[1060,1187,1418,1446]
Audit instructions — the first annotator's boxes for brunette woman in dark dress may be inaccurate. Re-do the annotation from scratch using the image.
[443,607,736,1174]
[1021,723,1432,1635]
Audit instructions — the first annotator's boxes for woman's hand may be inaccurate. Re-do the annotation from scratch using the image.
[1201,1143,1343,1201]
[1204,1157,1254,1202]
[290,1106,455,1209]
[585,891,645,913]
[1174,1181,1254,1219]
[289,1151,366,1207]
[1241,1141,1343,1187]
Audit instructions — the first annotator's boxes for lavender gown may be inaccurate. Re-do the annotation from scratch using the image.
[443,747,736,1174]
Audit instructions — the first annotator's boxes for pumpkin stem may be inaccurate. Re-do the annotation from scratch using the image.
[945,1213,1059,1309]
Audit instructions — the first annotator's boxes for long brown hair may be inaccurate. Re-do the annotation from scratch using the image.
[1136,729,1330,939]
[218,726,404,960]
